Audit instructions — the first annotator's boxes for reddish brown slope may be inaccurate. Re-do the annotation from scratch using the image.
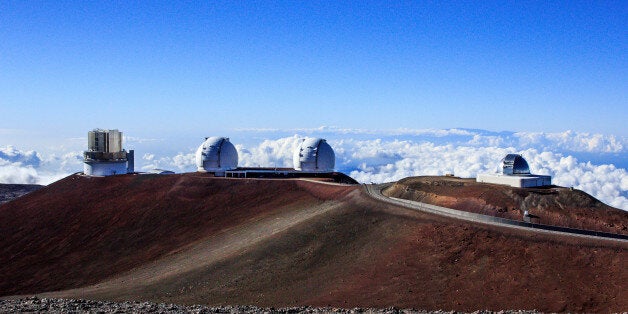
[45,190,627,313]
[385,176,628,235]
[0,173,355,296]
[1,174,627,312]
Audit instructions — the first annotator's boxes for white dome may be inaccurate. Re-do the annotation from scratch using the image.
[293,138,335,172]
[195,137,238,172]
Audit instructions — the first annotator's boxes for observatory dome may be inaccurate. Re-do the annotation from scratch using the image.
[293,138,335,172]
[195,137,238,172]
[499,154,530,175]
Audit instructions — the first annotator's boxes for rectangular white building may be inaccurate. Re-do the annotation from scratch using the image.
[476,173,551,188]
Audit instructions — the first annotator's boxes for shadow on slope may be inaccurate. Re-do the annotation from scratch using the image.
[1,174,626,312]
[0,173,355,296]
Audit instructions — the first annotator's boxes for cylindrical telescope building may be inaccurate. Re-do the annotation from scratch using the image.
[83,129,134,176]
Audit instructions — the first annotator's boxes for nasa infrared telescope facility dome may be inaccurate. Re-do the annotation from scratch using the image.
[196,137,238,175]
[293,138,335,172]
[476,154,551,188]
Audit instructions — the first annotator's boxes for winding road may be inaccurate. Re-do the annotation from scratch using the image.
[364,183,628,243]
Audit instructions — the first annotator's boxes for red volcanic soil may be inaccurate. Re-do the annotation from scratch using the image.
[1,174,627,312]
[385,176,628,235]
[0,174,355,296]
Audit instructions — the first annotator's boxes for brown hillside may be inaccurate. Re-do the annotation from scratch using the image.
[384,176,628,235]
[1,174,627,312]
[0,173,355,296]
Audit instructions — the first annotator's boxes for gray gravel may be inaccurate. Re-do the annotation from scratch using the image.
[0,297,542,313]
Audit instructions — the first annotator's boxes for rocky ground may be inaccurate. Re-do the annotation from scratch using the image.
[1,174,626,312]
[0,297,542,314]
[384,176,628,235]
[0,183,42,204]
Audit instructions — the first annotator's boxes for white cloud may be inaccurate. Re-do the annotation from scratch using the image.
[0,164,39,184]
[523,151,628,209]
[235,126,475,137]
[123,136,163,144]
[40,151,83,173]
[514,131,625,153]
[0,146,82,185]
[143,153,155,161]
[1,129,626,211]
[235,127,627,154]
[346,142,512,183]
[468,130,626,153]
[344,141,628,210]
[0,146,44,184]
[0,146,41,167]
[140,152,195,172]
[236,135,301,168]
[233,136,628,210]
[172,153,196,170]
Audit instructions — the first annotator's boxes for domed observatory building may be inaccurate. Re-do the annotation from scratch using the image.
[83,129,134,176]
[195,137,238,176]
[476,154,551,188]
[293,138,335,172]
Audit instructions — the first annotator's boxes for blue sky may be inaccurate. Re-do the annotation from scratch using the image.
[1,1,626,137]
[1,2,627,209]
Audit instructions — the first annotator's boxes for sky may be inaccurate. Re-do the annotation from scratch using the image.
[0,2,627,209]
[1,1,626,135]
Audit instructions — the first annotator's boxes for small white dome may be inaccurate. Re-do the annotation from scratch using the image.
[195,137,238,172]
[293,138,335,172]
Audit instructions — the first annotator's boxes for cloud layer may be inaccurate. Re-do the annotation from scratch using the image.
[0,146,41,184]
[236,127,627,153]
[1,128,627,210]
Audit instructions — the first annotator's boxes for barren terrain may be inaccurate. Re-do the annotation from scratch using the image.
[384,176,628,235]
[1,174,626,312]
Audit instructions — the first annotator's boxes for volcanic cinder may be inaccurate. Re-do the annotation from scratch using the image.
[0,173,626,312]
[384,176,628,235]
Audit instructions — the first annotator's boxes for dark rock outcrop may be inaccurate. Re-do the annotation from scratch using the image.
[0,183,42,204]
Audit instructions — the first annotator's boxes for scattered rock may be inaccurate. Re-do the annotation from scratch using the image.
[0,183,42,204]
[0,297,542,314]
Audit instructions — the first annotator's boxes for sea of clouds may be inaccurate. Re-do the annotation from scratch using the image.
[1,128,627,210]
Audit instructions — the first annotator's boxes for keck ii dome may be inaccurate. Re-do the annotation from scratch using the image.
[195,137,238,173]
[293,138,335,172]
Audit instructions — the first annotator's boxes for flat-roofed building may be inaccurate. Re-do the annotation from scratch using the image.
[476,154,551,188]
